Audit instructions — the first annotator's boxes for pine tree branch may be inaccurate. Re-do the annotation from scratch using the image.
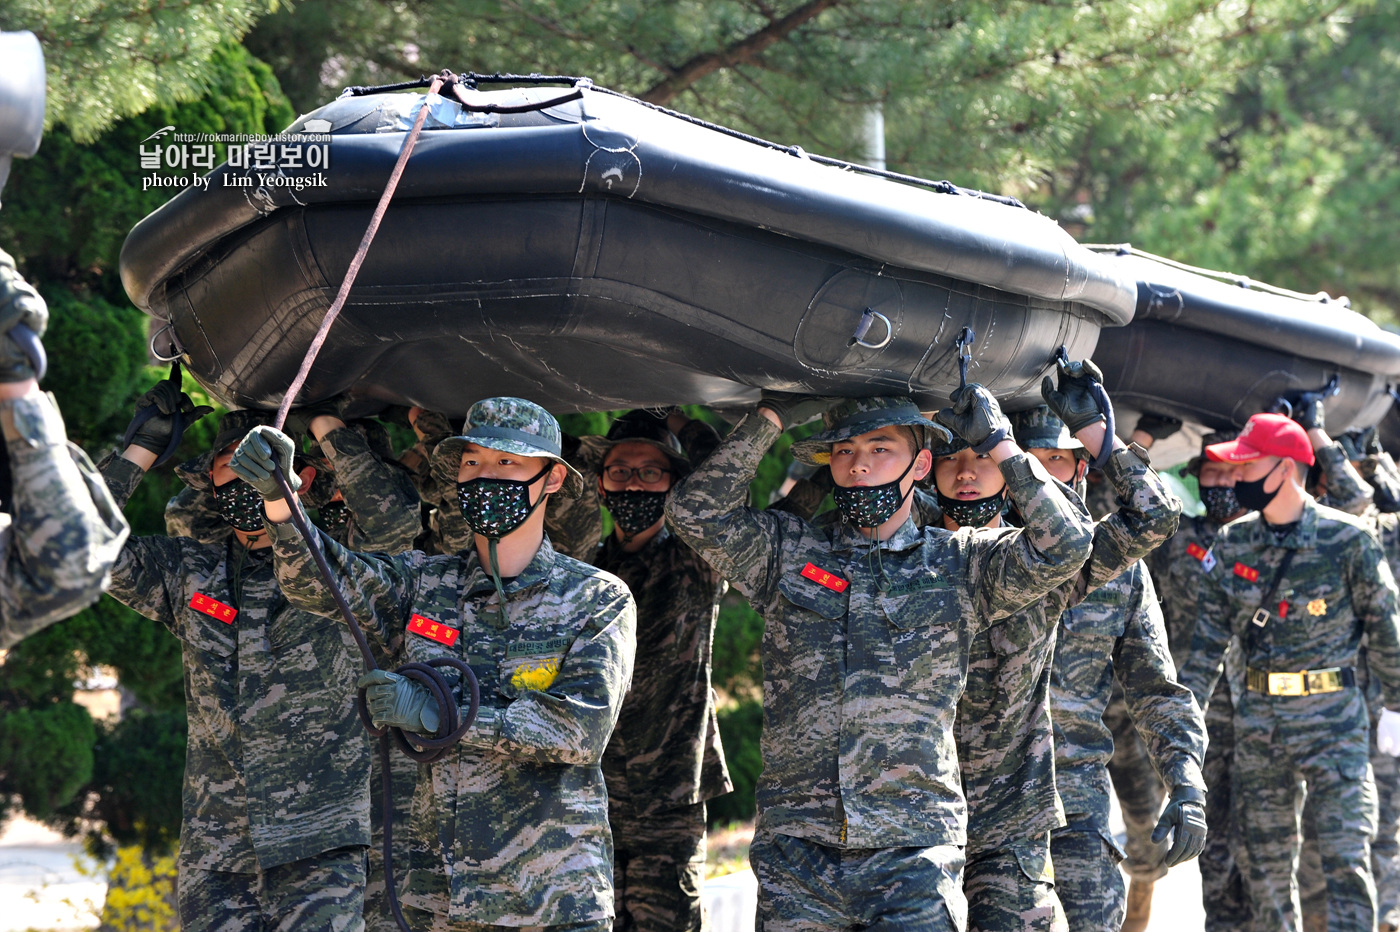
[640,0,844,105]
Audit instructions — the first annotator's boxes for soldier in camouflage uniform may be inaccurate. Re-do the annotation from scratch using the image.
[237,396,637,932]
[1000,406,1205,932]
[665,384,1095,931]
[165,404,422,932]
[0,252,127,643]
[934,366,1185,932]
[545,408,732,932]
[1179,412,1400,931]
[100,401,372,932]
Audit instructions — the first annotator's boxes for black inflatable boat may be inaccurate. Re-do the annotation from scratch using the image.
[1089,247,1400,465]
[120,77,1138,415]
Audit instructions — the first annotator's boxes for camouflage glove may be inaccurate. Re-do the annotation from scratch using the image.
[0,247,47,382]
[1134,413,1183,442]
[1040,357,1107,434]
[122,379,214,460]
[229,425,301,500]
[357,669,441,735]
[1152,785,1208,867]
[757,391,844,430]
[935,383,1010,454]
[283,397,347,441]
[1291,391,1326,432]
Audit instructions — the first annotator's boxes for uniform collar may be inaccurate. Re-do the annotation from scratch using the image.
[601,524,671,560]
[1244,496,1320,550]
[464,536,559,596]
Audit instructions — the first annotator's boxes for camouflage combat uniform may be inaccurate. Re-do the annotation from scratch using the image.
[1179,496,1400,931]
[954,441,1179,932]
[1050,561,1206,931]
[268,522,636,930]
[665,412,1095,932]
[98,453,372,932]
[1360,492,1400,930]
[547,423,732,932]
[1,391,126,644]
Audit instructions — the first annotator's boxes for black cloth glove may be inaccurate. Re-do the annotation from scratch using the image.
[1152,785,1208,867]
[1134,413,1183,442]
[122,379,215,459]
[1040,357,1107,434]
[935,383,1011,454]
[356,670,441,734]
[229,425,301,500]
[1291,391,1326,432]
[0,248,48,382]
[757,391,843,430]
[1339,427,1375,462]
[283,397,348,441]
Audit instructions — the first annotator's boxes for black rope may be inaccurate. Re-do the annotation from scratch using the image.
[270,465,479,932]
[341,71,1027,208]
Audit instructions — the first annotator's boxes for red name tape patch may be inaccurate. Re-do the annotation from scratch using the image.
[1279,601,1290,620]
[190,592,237,624]
[800,563,849,593]
[1234,562,1260,583]
[1187,543,1208,562]
[407,614,459,647]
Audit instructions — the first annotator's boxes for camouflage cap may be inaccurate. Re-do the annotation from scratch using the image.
[1009,406,1084,451]
[790,396,945,466]
[1187,428,1239,475]
[602,409,690,477]
[430,396,584,495]
[212,409,271,453]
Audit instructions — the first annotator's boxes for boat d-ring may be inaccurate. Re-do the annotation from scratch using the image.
[150,322,184,362]
[847,308,893,350]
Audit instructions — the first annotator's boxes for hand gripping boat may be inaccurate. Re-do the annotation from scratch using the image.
[1088,247,1400,466]
[120,75,1139,415]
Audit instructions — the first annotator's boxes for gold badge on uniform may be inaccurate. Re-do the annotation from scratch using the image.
[511,658,561,692]
[1307,599,1327,616]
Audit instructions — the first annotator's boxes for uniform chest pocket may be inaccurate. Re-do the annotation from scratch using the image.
[776,572,848,620]
[182,590,238,658]
[1061,593,1128,638]
[498,651,567,699]
[878,584,961,685]
[878,582,959,630]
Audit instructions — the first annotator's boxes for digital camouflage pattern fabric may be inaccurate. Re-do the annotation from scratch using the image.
[960,838,1064,932]
[1143,512,1245,930]
[1050,562,1206,930]
[748,830,967,932]
[179,845,367,932]
[665,411,1094,852]
[97,454,372,875]
[1316,439,1374,517]
[267,523,635,927]
[948,440,1179,932]
[1179,496,1400,931]
[545,419,730,932]
[1,391,127,644]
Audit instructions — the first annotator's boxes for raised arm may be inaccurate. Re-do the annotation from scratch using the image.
[1080,443,1181,595]
[316,422,422,553]
[1352,530,1400,710]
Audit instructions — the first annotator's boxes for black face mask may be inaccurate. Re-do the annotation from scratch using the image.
[832,456,916,528]
[1199,486,1242,524]
[213,478,266,532]
[1233,461,1284,512]
[318,500,352,537]
[457,463,553,539]
[602,489,667,538]
[937,489,1008,528]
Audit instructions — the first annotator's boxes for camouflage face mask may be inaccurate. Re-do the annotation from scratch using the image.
[832,456,916,528]
[213,477,267,532]
[457,463,554,539]
[318,500,351,537]
[602,489,667,538]
[1200,486,1242,524]
[936,489,1007,528]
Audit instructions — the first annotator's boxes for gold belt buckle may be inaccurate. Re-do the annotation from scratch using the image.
[1269,672,1306,696]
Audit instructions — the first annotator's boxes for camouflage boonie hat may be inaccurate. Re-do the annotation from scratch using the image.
[603,410,690,477]
[790,396,947,466]
[213,409,271,453]
[430,396,584,495]
[1009,406,1084,451]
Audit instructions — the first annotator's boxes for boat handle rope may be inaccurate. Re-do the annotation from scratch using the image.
[263,71,481,932]
[955,327,975,388]
[1054,346,1115,470]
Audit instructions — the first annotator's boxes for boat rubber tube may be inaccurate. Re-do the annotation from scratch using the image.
[120,84,1139,414]
[1091,250,1400,465]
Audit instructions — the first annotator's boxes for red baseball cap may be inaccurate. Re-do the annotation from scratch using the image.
[1205,413,1315,466]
